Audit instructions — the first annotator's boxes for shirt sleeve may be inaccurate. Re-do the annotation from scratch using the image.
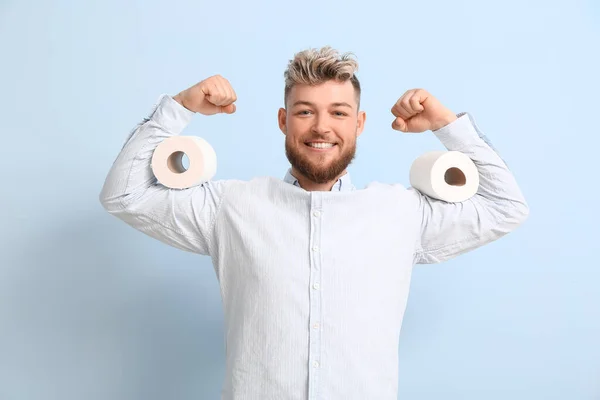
[99,94,227,256]
[409,112,530,264]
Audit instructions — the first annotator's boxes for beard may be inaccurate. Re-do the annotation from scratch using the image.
[285,133,357,185]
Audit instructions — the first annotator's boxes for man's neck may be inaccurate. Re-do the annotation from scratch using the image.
[291,167,346,192]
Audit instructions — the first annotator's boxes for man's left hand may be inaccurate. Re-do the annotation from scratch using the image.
[391,89,457,133]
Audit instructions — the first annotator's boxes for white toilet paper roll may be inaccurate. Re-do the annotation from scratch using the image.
[409,151,479,202]
[151,136,217,189]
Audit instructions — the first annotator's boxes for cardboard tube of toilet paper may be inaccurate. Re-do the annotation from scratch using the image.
[409,151,479,202]
[151,136,217,189]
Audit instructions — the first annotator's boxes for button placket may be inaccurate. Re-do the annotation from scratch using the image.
[307,193,323,398]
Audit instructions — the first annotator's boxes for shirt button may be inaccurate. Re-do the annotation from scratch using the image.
[313,283,320,290]
[313,323,320,329]
[313,361,320,368]
[313,211,320,217]
[312,246,319,252]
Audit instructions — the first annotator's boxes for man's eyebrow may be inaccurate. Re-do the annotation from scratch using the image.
[292,100,353,109]
[331,102,353,109]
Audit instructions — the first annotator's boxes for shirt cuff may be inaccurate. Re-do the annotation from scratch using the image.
[149,94,196,135]
[432,112,480,150]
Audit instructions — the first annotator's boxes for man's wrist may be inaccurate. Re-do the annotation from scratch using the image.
[173,93,194,112]
[431,113,458,131]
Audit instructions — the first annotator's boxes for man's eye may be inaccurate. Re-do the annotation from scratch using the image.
[298,110,311,115]
[335,112,347,116]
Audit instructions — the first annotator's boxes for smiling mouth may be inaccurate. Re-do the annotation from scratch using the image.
[305,142,337,150]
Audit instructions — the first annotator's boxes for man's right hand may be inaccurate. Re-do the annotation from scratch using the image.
[174,75,237,115]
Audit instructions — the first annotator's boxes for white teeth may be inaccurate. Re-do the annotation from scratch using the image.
[307,142,335,149]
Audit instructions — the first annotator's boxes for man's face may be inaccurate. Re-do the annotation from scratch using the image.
[278,80,366,184]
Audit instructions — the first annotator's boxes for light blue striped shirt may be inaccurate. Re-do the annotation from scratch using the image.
[100,94,529,400]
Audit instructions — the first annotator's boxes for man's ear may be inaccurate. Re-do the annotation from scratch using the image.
[278,107,287,135]
[356,110,366,137]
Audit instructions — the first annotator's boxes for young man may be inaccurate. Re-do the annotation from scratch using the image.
[100,46,529,400]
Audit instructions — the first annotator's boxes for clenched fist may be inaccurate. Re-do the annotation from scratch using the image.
[391,89,457,133]
[174,75,237,115]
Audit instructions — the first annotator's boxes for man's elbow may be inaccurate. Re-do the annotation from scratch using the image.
[485,197,529,235]
[99,193,116,213]
[507,199,530,229]
[516,199,530,223]
[98,187,126,214]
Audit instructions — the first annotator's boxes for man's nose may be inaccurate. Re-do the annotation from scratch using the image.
[311,115,331,133]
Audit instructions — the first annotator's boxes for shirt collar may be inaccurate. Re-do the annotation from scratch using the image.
[283,168,354,192]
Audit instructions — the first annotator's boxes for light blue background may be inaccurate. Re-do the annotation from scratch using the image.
[1,0,598,399]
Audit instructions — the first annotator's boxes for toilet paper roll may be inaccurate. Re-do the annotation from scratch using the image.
[151,136,217,189]
[409,151,479,202]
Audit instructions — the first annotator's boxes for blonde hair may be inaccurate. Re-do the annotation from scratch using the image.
[283,46,361,109]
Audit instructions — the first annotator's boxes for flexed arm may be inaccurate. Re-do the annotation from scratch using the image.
[99,75,238,256]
